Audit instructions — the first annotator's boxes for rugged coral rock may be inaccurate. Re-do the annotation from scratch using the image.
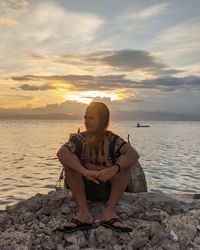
[0,191,200,250]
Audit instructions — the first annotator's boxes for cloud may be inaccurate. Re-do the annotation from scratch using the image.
[0,94,33,107]
[125,3,168,21]
[92,96,145,112]
[178,63,200,77]
[27,53,47,61]
[126,98,144,103]
[0,17,18,25]
[0,2,104,74]
[134,76,200,92]
[19,83,57,91]
[36,49,181,77]
[152,19,200,65]
[28,2,104,49]
[0,98,87,116]
[1,94,199,119]
[87,50,175,75]
[86,50,181,77]
[11,73,200,93]
[29,100,87,115]
[0,0,29,16]
[12,74,131,91]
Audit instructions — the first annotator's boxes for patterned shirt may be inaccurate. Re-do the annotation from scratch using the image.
[63,131,127,168]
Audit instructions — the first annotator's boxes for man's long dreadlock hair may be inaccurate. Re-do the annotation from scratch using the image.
[85,102,110,166]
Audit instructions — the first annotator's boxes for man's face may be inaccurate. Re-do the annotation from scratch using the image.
[84,107,100,133]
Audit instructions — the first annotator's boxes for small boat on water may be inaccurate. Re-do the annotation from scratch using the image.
[136,123,150,128]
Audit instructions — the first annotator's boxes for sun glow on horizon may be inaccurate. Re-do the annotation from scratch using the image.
[65,91,121,104]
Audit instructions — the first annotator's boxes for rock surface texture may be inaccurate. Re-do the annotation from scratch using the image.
[0,191,200,250]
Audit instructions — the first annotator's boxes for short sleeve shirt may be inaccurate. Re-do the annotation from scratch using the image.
[63,131,127,167]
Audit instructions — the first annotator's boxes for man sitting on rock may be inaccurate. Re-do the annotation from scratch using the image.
[56,102,140,233]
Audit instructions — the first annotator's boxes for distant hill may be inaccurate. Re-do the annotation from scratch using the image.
[0,112,80,120]
[0,109,199,121]
[111,110,200,121]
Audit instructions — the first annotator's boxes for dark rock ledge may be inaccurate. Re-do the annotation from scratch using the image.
[0,191,200,250]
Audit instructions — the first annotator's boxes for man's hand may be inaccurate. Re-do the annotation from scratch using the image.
[97,166,118,182]
[82,169,100,184]
[86,163,105,171]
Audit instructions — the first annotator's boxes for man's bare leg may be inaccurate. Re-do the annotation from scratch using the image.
[101,166,132,228]
[62,166,93,227]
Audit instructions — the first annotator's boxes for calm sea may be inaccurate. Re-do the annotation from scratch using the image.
[0,119,199,209]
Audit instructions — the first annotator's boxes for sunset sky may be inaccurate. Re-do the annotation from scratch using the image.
[0,0,200,115]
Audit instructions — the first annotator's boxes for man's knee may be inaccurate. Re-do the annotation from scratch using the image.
[119,165,133,174]
[63,165,79,177]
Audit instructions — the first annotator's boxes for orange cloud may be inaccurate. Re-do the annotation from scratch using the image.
[0,17,18,25]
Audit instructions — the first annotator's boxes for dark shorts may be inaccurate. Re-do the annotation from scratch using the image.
[65,177,111,202]
[83,177,111,201]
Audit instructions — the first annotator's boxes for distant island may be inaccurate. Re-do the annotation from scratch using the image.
[0,108,199,121]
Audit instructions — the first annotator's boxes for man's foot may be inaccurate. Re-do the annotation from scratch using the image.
[56,212,94,232]
[101,212,131,232]
[56,218,93,233]
[100,217,132,232]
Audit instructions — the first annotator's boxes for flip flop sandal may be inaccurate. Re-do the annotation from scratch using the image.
[55,218,94,233]
[100,217,132,232]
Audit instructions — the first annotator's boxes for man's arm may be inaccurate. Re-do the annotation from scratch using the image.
[57,146,85,175]
[57,146,100,183]
[96,143,140,182]
[112,143,140,172]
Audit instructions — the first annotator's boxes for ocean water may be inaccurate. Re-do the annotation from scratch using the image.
[0,119,199,209]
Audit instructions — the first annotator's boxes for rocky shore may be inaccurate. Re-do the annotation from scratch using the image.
[0,190,200,250]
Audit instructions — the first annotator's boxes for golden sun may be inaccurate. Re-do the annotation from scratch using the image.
[65,91,120,104]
